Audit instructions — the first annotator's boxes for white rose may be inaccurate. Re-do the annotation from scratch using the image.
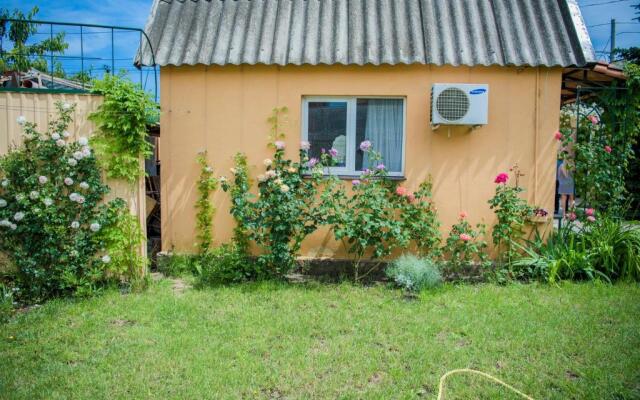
[51,133,61,140]
[70,221,80,229]
[68,158,78,167]
[280,184,290,193]
[38,176,48,184]
[78,136,88,146]
[13,212,24,221]
[219,176,227,183]
[56,139,66,147]
[62,130,71,138]
[43,198,53,206]
[16,116,26,126]
[263,159,272,167]
[81,146,91,157]
[64,177,74,186]
[101,255,111,263]
[300,140,311,151]
[15,194,24,201]
[69,193,79,202]
[29,191,39,200]
[10,223,16,230]
[257,174,266,182]
[204,166,213,173]
[73,151,84,160]
[76,195,85,204]
[265,170,277,179]
[1,179,8,188]
[62,102,71,110]
[274,178,283,185]
[0,199,6,208]
[79,182,89,190]
[0,220,9,227]
[90,222,101,232]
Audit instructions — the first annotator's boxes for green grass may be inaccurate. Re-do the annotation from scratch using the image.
[1,281,639,399]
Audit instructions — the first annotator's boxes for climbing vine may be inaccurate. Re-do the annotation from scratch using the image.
[195,151,218,254]
[89,74,158,183]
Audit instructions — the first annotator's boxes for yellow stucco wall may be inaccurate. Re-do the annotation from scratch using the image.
[0,91,147,272]
[160,64,561,257]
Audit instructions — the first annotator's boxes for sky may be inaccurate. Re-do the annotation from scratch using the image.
[3,0,640,94]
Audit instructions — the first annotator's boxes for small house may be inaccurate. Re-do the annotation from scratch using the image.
[136,0,595,256]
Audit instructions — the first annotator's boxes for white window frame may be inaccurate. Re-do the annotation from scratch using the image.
[301,96,406,177]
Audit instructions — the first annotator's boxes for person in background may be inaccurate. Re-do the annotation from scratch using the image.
[557,158,575,217]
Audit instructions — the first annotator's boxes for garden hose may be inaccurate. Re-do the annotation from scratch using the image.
[437,369,534,400]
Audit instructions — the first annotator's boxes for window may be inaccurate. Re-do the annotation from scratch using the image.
[302,97,405,176]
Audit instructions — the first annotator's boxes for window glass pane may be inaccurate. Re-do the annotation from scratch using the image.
[307,101,347,167]
[355,99,403,172]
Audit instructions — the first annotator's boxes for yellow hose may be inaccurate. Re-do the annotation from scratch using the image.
[437,369,534,400]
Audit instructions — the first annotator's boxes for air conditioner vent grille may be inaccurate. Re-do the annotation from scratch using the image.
[435,87,470,121]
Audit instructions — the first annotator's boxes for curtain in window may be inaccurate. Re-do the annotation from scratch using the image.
[362,99,403,172]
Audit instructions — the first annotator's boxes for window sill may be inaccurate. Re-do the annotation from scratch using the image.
[302,173,406,181]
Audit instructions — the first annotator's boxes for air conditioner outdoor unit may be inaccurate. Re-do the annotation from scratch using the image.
[431,83,489,126]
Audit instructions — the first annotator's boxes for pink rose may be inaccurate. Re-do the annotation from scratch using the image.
[554,131,562,141]
[407,193,415,203]
[300,141,310,151]
[395,186,408,196]
[587,216,596,223]
[494,173,509,184]
[274,141,285,150]
[351,179,360,186]
[587,115,599,125]
[459,211,468,219]
[568,212,577,221]
[459,233,471,242]
[359,140,372,152]
[585,208,595,217]
[604,145,612,154]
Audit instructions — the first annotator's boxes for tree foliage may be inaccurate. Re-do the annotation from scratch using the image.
[0,6,67,74]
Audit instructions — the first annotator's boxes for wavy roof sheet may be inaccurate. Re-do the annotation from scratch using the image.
[136,0,595,68]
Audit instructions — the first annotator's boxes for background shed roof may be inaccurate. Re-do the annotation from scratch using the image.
[136,0,596,68]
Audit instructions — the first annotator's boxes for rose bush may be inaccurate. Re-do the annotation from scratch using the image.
[442,211,489,279]
[221,108,341,277]
[0,102,142,302]
[488,164,533,280]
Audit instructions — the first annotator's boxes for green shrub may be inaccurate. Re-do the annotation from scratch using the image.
[156,251,197,277]
[194,244,255,286]
[96,199,146,282]
[515,213,640,282]
[385,254,442,292]
[0,102,133,302]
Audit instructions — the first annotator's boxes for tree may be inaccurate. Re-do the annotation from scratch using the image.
[0,6,67,74]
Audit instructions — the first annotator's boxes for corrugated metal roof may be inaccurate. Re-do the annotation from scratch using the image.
[136,0,595,68]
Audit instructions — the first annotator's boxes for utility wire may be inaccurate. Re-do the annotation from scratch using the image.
[588,21,640,27]
[581,0,634,7]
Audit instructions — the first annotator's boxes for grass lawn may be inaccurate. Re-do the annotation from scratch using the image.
[1,280,639,399]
